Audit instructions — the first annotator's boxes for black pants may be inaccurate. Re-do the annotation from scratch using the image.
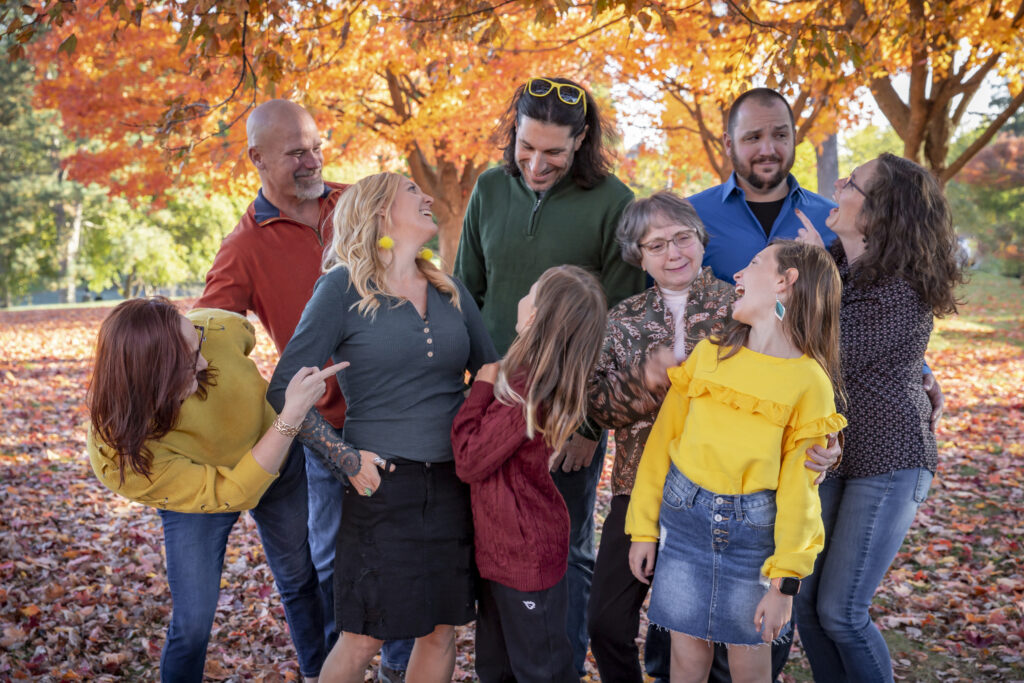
[475,577,578,683]
[588,495,792,683]
[588,494,670,682]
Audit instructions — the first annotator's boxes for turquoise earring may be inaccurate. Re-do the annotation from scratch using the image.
[774,295,786,321]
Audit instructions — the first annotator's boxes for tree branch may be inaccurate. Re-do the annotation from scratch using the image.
[943,88,1024,183]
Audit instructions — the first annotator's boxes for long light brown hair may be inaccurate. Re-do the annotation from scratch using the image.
[87,297,215,484]
[715,241,845,404]
[495,265,607,451]
[323,172,460,316]
[851,153,964,316]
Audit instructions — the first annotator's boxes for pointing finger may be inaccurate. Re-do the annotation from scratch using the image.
[314,361,350,380]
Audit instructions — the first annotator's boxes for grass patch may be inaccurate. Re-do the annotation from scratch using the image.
[931,270,1024,350]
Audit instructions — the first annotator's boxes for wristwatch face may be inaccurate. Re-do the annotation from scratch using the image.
[779,577,800,595]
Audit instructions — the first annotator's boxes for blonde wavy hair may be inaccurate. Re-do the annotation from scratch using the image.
[323,172,460,316]
[495,265,607,452]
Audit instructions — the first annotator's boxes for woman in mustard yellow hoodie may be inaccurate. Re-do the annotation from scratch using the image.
[87,297,351,682]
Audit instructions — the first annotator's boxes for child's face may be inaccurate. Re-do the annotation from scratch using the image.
[732,245,785,326]
[515,281,539,335]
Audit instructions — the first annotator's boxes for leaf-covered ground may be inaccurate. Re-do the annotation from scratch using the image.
[1,272,1022,681]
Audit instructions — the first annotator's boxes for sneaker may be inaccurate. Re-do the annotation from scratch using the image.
[378,665,406,683]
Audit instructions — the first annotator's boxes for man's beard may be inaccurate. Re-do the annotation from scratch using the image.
[294,173,324,200]
[732,150,791,192]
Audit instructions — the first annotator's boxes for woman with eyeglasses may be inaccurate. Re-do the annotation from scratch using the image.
[87,298,352,681]
[793,153,964,682]
[585,192,840,682]
[267,172,497,683]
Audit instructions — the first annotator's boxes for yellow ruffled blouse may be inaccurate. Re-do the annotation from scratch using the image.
[625,338,847,579]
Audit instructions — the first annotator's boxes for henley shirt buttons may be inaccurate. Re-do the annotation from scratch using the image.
[423,327,429,333]
[427,338,433,344]
[427,351,434,358]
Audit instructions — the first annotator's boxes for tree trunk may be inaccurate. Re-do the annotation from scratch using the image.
[816,134,839,196]
[50,135,83,304]
[59,200,83,303]
[406,144,486,272]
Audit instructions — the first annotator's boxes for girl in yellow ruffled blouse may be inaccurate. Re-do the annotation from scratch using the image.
[625,241,847,683]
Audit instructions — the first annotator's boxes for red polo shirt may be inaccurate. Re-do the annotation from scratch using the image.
[196,181,349,427]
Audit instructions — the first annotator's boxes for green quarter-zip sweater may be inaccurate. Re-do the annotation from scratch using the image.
[455,167,645,354]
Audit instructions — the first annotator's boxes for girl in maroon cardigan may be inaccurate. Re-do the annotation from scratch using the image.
[452,265,608,683]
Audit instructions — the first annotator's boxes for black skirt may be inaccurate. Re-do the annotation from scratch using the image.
[334,458,476,640]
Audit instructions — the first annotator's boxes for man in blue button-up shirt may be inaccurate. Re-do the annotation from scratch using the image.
[689,88,837,283]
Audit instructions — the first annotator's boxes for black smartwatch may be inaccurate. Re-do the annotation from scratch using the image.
[777,577,801,596]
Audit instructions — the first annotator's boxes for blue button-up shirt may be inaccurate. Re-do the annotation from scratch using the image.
[689,173,837,283]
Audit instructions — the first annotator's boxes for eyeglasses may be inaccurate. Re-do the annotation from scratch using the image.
[526,78,587,115]
[638,231,700,256]
[843,175,867,197]
[193,325,206,369]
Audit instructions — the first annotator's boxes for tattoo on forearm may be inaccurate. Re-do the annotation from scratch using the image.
[298,409,361,480]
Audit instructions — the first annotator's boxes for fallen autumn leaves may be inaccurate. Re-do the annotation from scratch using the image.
[1,272,1022,681]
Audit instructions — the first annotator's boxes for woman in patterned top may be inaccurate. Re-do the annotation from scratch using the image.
[794,153,964,682]
[585,192,839,683]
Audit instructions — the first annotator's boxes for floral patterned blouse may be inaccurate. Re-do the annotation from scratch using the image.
[587,267,735,496]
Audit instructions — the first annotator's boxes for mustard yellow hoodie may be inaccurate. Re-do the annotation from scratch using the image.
[88,309,278,513]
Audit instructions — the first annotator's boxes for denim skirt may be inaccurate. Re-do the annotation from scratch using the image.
[334,457,475,640]
[648,464,780,646]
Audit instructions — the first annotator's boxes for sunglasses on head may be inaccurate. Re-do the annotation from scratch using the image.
[526,78,587,115]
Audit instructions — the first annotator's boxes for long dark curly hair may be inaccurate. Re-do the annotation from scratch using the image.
[851,153,964,316]
[494,76,616,189]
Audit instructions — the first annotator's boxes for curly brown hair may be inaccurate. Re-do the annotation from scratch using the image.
[494,77,616,190]
[852,153,964,316]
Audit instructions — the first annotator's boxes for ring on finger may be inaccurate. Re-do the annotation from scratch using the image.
[372,455,387,469]
[363,487,373,497]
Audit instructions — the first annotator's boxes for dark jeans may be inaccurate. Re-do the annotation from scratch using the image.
[551,433,607,675]
[158,441,324,681]
[588,495,670,682]
[476,577,578,683]
[304,448,413,669]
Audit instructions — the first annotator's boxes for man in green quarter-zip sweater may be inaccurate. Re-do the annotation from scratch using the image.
[455,77,646,676]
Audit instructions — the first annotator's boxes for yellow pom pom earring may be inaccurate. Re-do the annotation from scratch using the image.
[417,248,434,261]
[377,235,395,250]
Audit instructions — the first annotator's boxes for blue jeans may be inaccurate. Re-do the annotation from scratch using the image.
[551,433,607,675]
[794,468,933,683]
[158,441,324,681]
[304,447,414,671]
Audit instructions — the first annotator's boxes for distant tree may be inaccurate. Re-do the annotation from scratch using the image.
[81,188,244,298]
[0,42,60,306]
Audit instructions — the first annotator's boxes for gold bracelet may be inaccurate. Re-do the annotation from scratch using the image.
[272,415,301,438]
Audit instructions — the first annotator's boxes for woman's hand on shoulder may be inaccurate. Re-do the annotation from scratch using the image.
[280,361,349,425]
[794,209,825,249]
[475,362,500,384]
[628,541,657,585]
